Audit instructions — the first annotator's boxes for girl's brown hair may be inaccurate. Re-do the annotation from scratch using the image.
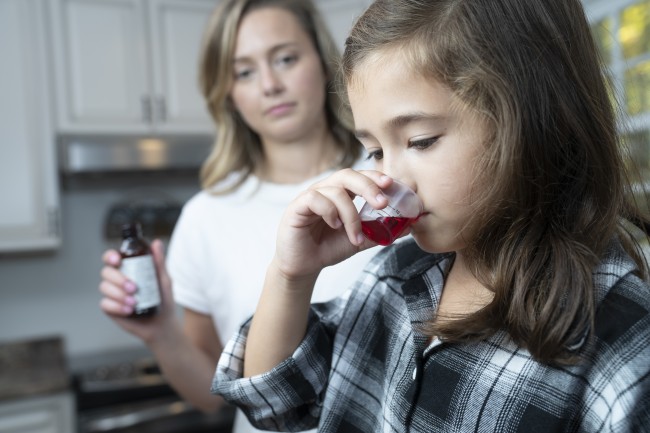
[342,0,650,364]
[198,0,360,192]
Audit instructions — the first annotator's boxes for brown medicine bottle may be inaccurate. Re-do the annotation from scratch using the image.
[119,222,161,317]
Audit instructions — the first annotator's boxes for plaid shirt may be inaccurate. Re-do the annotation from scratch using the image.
[213,238,650,432]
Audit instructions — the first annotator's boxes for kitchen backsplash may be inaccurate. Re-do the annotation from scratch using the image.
[0,178,199,357]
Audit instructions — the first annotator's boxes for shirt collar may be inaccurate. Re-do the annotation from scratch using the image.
[375,236,641,353]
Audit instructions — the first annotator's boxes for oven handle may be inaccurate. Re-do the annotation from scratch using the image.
[79,374,167,393]
[82,399,196,432]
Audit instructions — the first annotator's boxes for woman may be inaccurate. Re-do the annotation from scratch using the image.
[98,1,379,432]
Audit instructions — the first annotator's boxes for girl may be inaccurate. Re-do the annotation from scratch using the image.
[98,1,379,432]
[213,0,650,431]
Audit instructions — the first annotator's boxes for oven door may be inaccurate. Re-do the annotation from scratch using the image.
[73,353,234,433]
[78,396,234,433]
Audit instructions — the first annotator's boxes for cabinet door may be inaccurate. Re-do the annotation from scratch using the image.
[50,0,151,133]
[0,393,75,433]
[0,0,61,252]
[316,0,370,50]
[147,0,216,134]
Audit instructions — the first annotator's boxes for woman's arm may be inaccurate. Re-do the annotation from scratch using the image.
[147,308,227,413]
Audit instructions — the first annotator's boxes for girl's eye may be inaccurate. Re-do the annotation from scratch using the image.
[366,149,384,161]
[408,136,440,149]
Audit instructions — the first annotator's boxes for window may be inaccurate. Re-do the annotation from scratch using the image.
[586,0,650,180]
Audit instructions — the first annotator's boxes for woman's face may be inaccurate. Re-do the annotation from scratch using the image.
[347,51,486,254]
[229,7,328,145]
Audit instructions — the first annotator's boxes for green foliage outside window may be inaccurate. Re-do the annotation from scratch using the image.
[626,61,650,115]
[591,1,650,189]
[620,1,650,60]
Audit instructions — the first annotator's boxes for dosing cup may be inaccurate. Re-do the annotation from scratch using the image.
[359,180,423,246]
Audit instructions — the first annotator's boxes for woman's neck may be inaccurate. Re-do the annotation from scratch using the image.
[257,125,341,184]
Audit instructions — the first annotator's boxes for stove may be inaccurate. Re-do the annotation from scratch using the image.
[71,348,234,433]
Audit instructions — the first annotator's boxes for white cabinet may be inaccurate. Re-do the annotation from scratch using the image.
[0,392,75,433]
[0,0,61,252]
[49,0,217,134]
[316,0,371,50]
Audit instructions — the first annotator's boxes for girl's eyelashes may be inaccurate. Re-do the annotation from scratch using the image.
[364,136,440,161]
[408,136,440,149]
[365,148,384,161]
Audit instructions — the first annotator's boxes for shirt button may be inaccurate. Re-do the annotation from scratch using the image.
[412,367,417,380]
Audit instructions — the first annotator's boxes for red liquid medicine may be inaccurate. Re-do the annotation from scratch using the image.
[361,216,415,246]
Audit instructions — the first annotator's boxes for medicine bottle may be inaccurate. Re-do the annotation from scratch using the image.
[119,222,161,317]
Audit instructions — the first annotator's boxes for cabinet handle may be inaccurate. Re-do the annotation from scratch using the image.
[141,96,152,122]
[155,95,167,122]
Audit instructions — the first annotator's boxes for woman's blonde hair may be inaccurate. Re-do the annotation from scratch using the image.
[198,0,360,192]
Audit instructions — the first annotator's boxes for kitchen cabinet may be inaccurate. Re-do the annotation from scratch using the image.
[0,392,75,433]
[0,0,61,252]
[49,0,217,134]
[316,0,371,50]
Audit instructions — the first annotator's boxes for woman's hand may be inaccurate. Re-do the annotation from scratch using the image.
[272,168,391,282]
[98,240,176,344]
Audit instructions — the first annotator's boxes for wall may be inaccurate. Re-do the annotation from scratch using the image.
[0,174,199,359]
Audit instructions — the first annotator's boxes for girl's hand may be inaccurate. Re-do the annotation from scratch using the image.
[273,169,391,282]
[244,169,392,376]
[98,240,176,344]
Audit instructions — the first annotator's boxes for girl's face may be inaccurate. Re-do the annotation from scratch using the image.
[347,52,486,254]
[229,7,328,145]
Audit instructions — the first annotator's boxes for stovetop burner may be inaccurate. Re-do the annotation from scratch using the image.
[73,354,174,411]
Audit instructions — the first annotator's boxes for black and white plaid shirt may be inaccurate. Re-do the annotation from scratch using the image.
[213,238,650,432]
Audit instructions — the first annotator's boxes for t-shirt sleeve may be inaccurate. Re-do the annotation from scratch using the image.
[211,299,346,431]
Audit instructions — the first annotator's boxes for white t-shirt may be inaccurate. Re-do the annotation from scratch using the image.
[166,162,382,433]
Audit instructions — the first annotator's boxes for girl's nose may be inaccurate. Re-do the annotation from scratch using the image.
[381,167,416,194]
[380,159,413,191]
[388,176,416,193]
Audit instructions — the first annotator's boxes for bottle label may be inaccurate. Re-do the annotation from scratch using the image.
[120,255,161,310]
